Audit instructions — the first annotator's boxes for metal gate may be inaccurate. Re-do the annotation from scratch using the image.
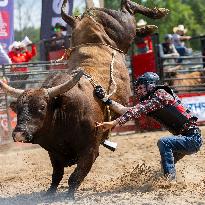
[0,61,68,144]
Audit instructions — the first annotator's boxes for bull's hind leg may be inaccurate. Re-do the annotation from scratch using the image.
[47,152,64,194]
[67,147,99,200]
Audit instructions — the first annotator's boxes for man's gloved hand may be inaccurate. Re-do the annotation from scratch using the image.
[94,85,105,99]
[94,85,112,105]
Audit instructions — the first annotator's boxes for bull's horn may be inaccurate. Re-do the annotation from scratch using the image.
[47,70,84,98]
[136,25,158,38]
[0,80,24,98]
[122,0,169,19]
[61,0,78,27]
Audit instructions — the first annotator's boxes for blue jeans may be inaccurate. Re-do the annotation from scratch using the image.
[176,46,192,63]
[157,128,202,178]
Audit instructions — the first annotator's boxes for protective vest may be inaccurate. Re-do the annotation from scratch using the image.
[147,86,198,135]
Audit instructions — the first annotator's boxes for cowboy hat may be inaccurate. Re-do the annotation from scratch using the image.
[137,19,147,27]
[173,25,187,33]
[21,36,32,47]
[9,41,25,51]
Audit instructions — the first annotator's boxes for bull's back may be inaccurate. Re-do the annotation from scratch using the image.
[67,45,131,105]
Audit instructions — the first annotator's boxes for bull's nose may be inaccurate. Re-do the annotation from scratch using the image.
[12,132,26,142]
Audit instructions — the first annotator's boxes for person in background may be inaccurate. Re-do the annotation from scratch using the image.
[159,34,181,74]
[172,25,192,57]
[50,22,67,51]
[8,37,36,67]
[159,34,179,59]
[134,19,153,54]
[95,72,202,182]
[0,44,11,65]
[8,37,37,89]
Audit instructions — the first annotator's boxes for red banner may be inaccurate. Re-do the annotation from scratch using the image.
[0,0,14,51]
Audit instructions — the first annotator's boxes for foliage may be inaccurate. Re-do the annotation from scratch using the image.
[104,0,121,10]
[73,7,82,16]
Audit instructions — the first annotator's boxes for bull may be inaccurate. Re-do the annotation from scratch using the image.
[0,0,168,200]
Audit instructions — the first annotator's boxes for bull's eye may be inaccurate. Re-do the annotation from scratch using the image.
[39,105,46,112]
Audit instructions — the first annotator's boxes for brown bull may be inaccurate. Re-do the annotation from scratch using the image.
[172,71,205,91]
[0,0,168,200]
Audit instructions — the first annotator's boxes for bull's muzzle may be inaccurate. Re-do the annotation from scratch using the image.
[12,131,33,143]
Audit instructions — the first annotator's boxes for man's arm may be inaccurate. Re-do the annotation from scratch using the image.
[109,100,130,115]
[180,35,191,41]
[117,89,175,125]
[97,89,175,132]
[94,85,131,114]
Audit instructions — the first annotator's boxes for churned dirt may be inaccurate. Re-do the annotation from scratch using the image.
[0,127,205,205]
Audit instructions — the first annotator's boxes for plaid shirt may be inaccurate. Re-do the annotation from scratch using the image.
[117,89,197,130]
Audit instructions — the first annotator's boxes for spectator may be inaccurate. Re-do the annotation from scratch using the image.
[134,19,153,54]
[159,34,181,82]
[0,43,12,65]
[8,37,36,69]
[8,37,37,89]
[172,25,192,57]
[50,23,67,51]
[159,34,179,59]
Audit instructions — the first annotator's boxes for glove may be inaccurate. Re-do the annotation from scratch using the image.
[94,85,105,99]
[94,85,112,105]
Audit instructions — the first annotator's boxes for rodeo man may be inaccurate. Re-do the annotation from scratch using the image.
[95,72,203,181]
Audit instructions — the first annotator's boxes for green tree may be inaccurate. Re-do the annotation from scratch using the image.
[104,0,121,9]
[141,0,203,49]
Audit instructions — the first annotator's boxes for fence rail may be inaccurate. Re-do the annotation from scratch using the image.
[160,52,205,93]
[0,61,70,144]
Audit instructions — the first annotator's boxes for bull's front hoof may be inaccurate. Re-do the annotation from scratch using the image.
[67,191,75,201]
[45,187,57,196]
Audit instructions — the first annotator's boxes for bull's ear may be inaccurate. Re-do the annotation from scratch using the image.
[10,101,17,113]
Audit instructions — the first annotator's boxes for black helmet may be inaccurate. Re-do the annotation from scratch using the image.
[134,72,160,87]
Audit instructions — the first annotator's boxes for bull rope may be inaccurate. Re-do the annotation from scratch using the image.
[50,42,124,64]
[107,50,117,98]
[75,50,117,138]
[82,50,117,97]
[105,50,117,125]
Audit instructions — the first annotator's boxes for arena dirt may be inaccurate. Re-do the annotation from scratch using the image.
[0,127,205,205]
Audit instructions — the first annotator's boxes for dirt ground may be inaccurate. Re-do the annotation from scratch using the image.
[0,127,205,205]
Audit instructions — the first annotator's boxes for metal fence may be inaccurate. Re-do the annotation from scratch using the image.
[0,61,69,144]
[157,35,205,94]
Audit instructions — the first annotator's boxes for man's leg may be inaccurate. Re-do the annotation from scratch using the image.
[173,151,185,164]
[176,47,186,63]
[176,47,186,56]
[157,133,202,180]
